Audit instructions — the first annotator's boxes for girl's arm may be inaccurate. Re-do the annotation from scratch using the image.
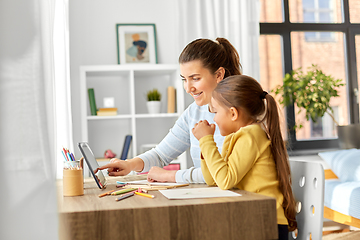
[200,154,217,186]
[199,133,261,189]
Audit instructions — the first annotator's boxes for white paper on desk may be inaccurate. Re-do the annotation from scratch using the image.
[159,187,241,199]
[125,179,186,186]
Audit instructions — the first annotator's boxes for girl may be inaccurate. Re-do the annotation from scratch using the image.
[96,38,241,183]
[192,75,297,239]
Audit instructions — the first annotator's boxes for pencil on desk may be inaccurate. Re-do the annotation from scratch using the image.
[116,181,127,185]
[167,183,189,189]
[111,188,137,196]
[98,190,115,198]
[115,192,135,201]
[135,191,155,199]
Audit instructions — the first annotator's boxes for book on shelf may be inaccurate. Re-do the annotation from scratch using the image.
[88,88,97,116]
[97,108,117,116]
[167,86,176,113]
[120,135,132,160]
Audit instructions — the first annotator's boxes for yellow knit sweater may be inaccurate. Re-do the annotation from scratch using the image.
[199,124,288,225]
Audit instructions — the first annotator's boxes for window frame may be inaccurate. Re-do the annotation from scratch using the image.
[260,0,360,152]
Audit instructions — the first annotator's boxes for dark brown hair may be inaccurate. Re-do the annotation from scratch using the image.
[213,75,297,231]
[179,38,242,78]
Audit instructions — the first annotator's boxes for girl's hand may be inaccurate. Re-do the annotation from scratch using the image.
[147,166,176,182]
[192,120,216,140]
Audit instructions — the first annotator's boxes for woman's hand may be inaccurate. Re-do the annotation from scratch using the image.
[95,158,131,176]
[147,166,176,183]
[192,120,216,140]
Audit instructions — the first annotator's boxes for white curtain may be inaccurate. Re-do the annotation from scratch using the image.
[54,0,74,179]
[0,0,72,239]
[177,0,260,80]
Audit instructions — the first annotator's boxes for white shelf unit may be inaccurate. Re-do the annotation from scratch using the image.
[80,64,187,173]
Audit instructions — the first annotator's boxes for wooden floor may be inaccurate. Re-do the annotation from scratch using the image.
[323,221,360,239]
[323,230,360,240]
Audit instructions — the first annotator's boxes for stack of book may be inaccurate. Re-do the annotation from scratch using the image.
[97,108,118,116]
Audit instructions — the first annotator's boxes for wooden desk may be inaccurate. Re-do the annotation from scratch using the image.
[58,175,278,240]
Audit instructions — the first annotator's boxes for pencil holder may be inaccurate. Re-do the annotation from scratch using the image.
[63,160,84,197]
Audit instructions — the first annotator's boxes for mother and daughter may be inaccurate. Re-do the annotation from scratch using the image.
[96,37,297,238]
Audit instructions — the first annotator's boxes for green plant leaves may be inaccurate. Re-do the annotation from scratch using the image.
[146,88,161,101]
[272,64,344,129]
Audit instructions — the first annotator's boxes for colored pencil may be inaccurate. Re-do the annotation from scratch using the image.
[111,188,137,196]
[135,191,155,199]
[115,192,135,201]
[61,151,68,161]
[167,183,190,189]
[98,190,115,198]
[63,148,69,161]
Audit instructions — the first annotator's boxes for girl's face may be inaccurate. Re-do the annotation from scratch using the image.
[180,60,222,106]
[210,97,237,136]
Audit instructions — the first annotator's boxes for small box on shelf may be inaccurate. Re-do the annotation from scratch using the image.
[97,108,118,116]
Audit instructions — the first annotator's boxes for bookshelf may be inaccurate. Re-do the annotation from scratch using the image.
[80,64,188,175]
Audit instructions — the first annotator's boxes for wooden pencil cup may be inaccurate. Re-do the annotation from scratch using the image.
[63,160,84,197]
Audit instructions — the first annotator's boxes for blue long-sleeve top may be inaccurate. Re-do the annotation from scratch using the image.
[137,102,224,183]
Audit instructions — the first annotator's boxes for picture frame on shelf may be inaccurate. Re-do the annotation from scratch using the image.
[116,23,158,64]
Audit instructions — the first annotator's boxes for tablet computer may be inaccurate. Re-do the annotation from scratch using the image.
[78,142,107,189]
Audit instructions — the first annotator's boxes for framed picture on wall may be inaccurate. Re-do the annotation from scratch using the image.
[116,23,158,64]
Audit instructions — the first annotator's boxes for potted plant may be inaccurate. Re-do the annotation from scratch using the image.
[272,64,355,147]
[146,88,161,114]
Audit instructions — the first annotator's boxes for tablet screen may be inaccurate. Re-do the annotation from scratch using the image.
[78,142,107,189]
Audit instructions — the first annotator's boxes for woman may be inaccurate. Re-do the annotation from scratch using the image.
[96,38,242,183]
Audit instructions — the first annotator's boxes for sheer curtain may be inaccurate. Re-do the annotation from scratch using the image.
[0,0,72,239]
[177,0,260,80]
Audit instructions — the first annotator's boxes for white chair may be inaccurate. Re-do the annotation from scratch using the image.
[289,160,325,240]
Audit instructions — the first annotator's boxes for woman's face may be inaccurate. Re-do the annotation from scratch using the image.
[180,60,222,106]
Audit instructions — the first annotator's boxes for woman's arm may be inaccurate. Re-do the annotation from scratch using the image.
[137,114,191,172]
[137,105,208,183]
[95,157,144,176]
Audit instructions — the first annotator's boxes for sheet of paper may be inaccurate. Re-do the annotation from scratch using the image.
[124,179,186,186]
[159,187,241,200]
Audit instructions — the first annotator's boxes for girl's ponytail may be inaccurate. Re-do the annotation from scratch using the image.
[263,94,297,231]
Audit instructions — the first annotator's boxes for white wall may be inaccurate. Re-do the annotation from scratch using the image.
[69,0,186,157]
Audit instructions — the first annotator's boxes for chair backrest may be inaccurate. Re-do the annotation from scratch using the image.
[288,160,324,240]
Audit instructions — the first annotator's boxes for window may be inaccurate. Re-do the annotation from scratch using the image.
[260,0,360,153]
[349,0,360,23]
[303,0,334,23]
[289,0,341,23]
[303,0,336,41]
[310,106,339,138]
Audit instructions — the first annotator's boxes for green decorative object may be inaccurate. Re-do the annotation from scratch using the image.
[146,88,161,101]
[272,64,344,129]
[88,88,97,116]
